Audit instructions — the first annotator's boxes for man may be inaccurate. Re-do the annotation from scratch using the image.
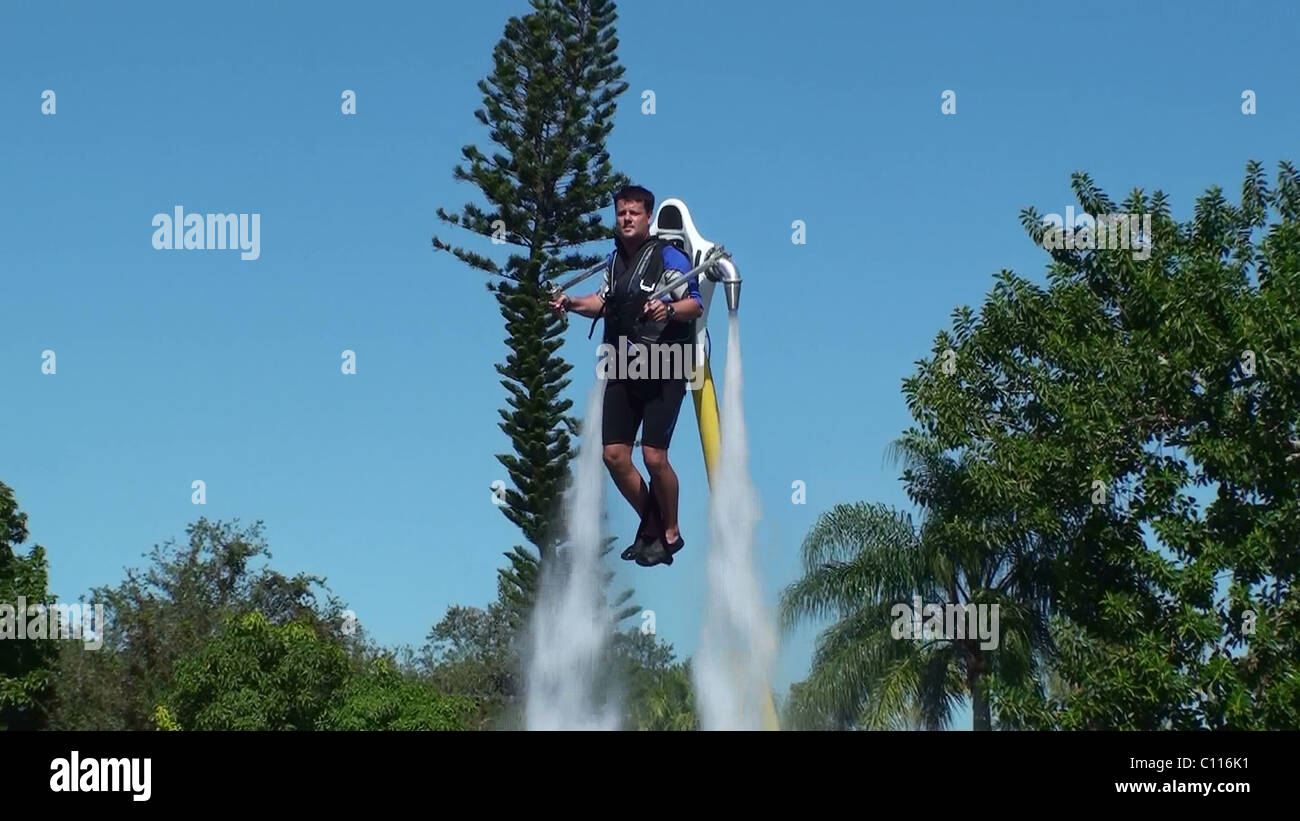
[549,185,702,567]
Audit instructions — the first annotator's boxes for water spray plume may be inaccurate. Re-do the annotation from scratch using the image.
[524,378,619,730]
[694,315,779,730]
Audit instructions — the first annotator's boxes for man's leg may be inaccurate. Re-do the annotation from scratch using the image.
[601,377,661,536]
[641,446,679,543]
[638,376,689,560]
[603,442,658,526]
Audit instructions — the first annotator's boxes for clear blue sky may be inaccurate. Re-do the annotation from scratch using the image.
[3,0,1297,729]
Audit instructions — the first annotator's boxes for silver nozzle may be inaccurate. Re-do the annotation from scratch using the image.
[725,281,741,311]
[714,259,742,311]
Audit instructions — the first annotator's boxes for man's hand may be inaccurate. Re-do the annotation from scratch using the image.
[642,299,668,322]
[554,292,604,319]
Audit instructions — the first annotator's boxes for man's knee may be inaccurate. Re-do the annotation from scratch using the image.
[642,446,670,475]
[603,444,632,471]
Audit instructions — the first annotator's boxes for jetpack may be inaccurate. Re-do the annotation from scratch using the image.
[647,198,741,490]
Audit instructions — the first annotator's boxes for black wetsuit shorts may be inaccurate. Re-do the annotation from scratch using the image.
[602,376,688,449]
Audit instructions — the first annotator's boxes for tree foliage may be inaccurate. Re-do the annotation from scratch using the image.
[781,160,1300,730]
[50,518,355,730]
[0,481,59,730]
[157,611,474,731]
[778,441,1050,731]
[612,629,696,730]
[903,161,1300,729]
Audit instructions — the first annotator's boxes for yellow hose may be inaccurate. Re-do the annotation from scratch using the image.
[691,358,722,487]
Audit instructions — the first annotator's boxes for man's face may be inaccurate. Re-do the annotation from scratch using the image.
[615,199,651,244]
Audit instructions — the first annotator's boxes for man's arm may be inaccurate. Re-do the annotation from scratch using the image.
[550,291,604,318]
[645,291,702,322]
[663,286,703,321]
[549,253,612,319]
[567,292,605,318]
[642,246,704,323]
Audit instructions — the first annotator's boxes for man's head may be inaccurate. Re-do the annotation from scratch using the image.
[613,185,654,246]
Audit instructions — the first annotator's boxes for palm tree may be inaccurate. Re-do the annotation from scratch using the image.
[635,662,697,731]
[778,432,1053,730]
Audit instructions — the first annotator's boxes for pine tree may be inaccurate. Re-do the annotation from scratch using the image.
[433,0,631,626]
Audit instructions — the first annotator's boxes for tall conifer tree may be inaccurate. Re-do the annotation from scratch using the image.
[433,0,631,624]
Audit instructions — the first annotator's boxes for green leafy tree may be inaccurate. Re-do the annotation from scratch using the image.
[160,611,351,730]
[417,578,523,729]
[51,518,353,730]
[432,0,631,625]
[903,161,1300,729]
[0,481,59,730]
[158,611,474,730]
[611,628,696,730]
[635,664,696,731]
[326,656,476,731]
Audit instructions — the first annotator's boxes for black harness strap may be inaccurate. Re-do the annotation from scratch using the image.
[588,238,665,340]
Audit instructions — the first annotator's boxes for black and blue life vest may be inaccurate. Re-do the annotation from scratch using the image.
[591,237,693,348]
